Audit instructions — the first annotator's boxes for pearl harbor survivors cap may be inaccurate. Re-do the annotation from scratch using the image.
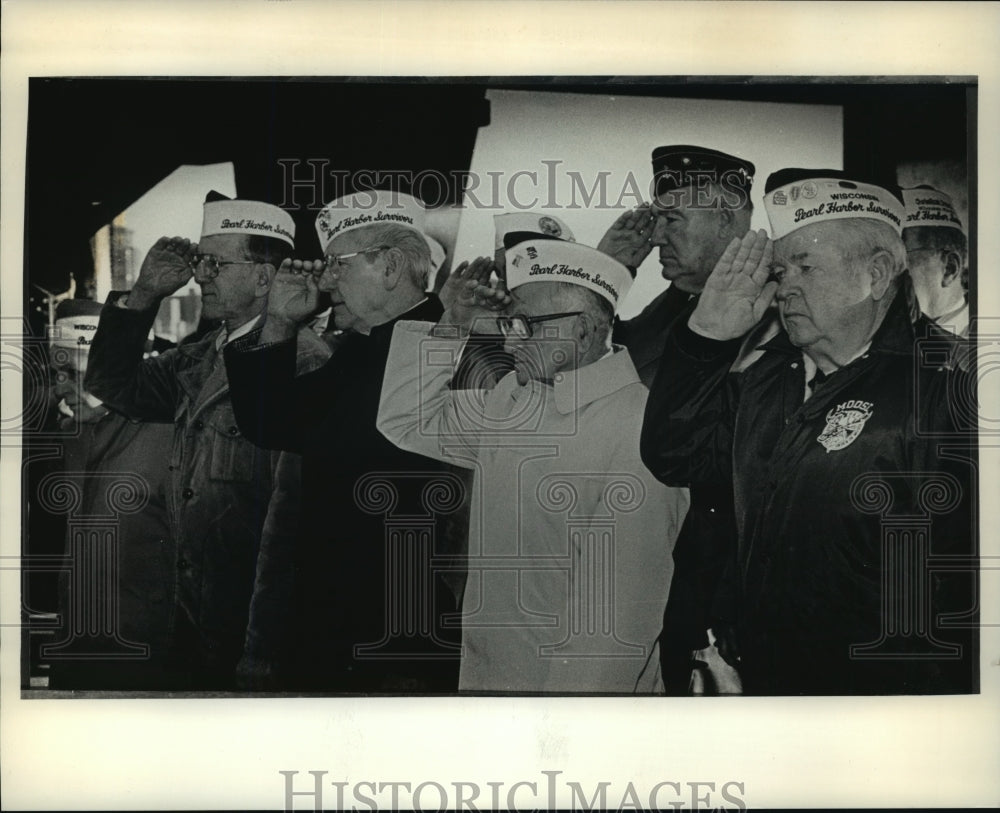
[49,299,101,374]
[504,238,633,313]
[763,169,905,240]
[201,191,295,248]
[315,189,427,251]
[902,185,965,232]
[493,212,576,250]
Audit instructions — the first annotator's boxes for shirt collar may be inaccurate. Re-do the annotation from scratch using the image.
[933,300,969,336]
[217,312,265,350]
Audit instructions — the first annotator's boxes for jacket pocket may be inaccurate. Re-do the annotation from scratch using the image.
[206,405,256,482]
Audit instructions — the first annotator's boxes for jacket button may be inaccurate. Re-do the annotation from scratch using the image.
[177,556,191,570]
[228,426,239,436]
[194,419,205,430]
[182,488,194,499]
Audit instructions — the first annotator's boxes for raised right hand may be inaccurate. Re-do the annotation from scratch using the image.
[596,203,655,268]
[130,236,196,307]
[688,229,776,341]
[438,256,511,336]
[267,258,323,325]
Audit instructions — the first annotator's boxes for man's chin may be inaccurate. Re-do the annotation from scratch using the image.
[659,264,696,288]
[661,272,701,295]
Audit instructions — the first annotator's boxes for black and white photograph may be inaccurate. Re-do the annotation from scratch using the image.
[2,2,998,810]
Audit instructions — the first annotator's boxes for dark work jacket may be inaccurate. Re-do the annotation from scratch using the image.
[48,414,178,689]
[617,284,740,691]
[224,296,461,692]
[86,303,325,685]
[613,284,693,388]
[641,283,977,695]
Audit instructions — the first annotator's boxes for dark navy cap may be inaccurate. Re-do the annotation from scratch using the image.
[54,298,104,320]
[652,145,755,197]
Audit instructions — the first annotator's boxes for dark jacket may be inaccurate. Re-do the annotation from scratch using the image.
[86,303,326,683]
[641,283,977,695]
[37,413,176,689]
[224,296,461,692]
[617,284,740,691]
[613,284,693,388]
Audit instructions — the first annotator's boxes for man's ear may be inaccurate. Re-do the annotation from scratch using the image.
[382,247,404,290]
[255,263,276,298]
[717,206,736,237]
[868,250,896,300]
[941,250,963,288]
[575,311,596,353]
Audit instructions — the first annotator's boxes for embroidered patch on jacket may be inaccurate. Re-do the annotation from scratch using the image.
[817,399,874,452]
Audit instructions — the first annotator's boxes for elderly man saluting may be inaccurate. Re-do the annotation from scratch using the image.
[377,240,690,693]
[86,193,326,689]
[640,169,976,695]
[225,190,461,693]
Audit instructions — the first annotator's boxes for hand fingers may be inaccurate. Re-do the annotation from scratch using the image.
[735,229,769,277]
[627,203,656,231]
[753,280,779,322]
[467,256,493,284]
[710,236,743,282]
[470,282,510,309]
[748,238,774,288]
[729,230,762,275]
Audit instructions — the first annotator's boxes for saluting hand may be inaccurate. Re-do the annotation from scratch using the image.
[438,256,511,337]
[267,259,323,324]
[597,203,656,268]
[438,255,495,311]
[688,229,776,341]
[258,259,323,343]
[129,236,197,310]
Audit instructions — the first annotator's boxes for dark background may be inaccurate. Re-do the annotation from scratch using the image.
[24,76,974,299]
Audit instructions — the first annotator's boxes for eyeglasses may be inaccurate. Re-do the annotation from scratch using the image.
[190,253,258,277]
[496,311,582,339]
[323,245,392,272]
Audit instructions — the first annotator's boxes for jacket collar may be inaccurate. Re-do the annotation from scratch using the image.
[176,326,228,411]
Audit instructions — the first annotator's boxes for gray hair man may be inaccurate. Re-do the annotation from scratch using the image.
[85,193,326,689]
[224,190,461,692]
[902,185,970,337]
[640,169,975,694]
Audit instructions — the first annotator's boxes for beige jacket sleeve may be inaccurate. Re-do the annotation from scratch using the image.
[376,320,490,470]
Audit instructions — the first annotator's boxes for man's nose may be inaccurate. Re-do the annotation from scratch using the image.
[775,269,799,301]
[317,266,338,292]
[649,215,670,245]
